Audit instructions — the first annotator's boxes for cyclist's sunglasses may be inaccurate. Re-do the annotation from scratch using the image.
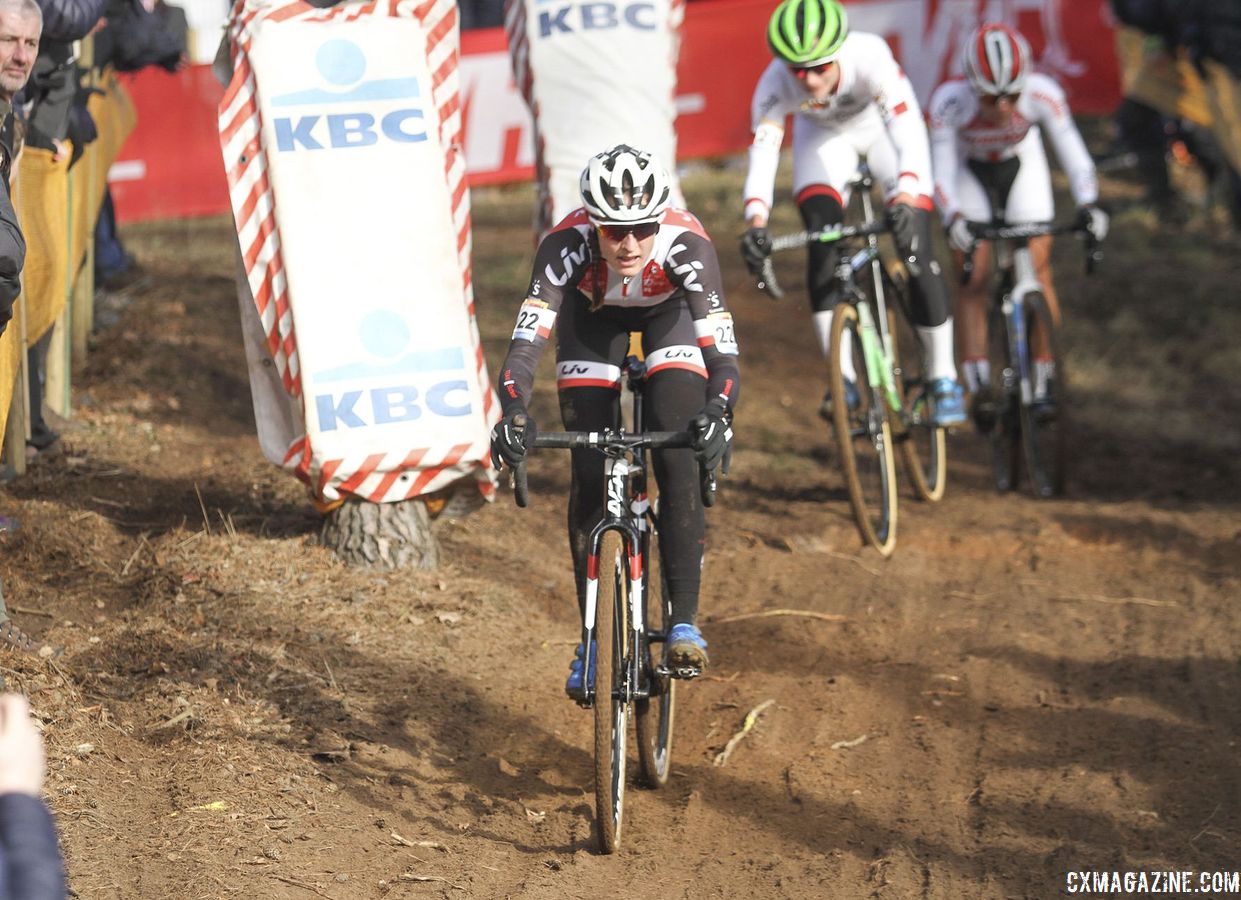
[598,222,660,242]
[982,92,1020,104]
[790,60,835,78]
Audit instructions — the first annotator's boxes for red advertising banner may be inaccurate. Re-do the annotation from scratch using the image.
[110,0,1121,223]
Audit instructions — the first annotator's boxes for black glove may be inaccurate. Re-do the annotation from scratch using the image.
[739,226,772,274]
[689,402,732,471]
[886,202,916,250]
[490,407,536,469]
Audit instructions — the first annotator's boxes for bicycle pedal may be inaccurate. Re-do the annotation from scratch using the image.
[660,664,702,681]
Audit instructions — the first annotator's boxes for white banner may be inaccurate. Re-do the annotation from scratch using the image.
[505,0,685,230]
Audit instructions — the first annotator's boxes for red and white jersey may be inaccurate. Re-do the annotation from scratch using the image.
[928,72,1098,221]
[744,32,932,219]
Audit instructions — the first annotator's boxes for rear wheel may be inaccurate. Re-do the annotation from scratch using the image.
[592,531,628,853]
[829,303,898,556]
[888,308,947,502]
[635,519,675,788]
[1019,293,1068,498]
[984,299,1020,493]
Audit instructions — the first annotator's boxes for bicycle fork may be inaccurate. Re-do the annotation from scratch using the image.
[581,457,648,707]
[1004,248,1044,407]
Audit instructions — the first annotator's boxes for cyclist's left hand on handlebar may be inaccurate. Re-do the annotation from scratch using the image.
[1077,204,1110,242]
[690,402,733,472]
[947,214,975,254]
[885,201,917,249]
[490,407,536,470]
[740,226,772,275]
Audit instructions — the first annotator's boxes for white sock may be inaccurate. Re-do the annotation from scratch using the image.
[962,358,991,393]
[813,310,856,381]
[917,318,958,382]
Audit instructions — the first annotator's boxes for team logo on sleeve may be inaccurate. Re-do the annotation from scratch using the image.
[666,242,704,292]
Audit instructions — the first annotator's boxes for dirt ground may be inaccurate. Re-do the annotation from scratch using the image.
[0,159,1238,900]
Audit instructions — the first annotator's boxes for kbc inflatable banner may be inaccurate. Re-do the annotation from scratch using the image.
[219,0,498,506]
[503,0,686,233]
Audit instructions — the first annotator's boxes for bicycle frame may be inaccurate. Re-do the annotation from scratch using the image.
[580,452,652,707]
[855,185,904,417]
[993,240,1044,408]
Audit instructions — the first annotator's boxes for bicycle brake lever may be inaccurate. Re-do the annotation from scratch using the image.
[756,257,784,300]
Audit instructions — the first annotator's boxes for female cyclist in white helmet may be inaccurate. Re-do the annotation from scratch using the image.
[491,145,741,693]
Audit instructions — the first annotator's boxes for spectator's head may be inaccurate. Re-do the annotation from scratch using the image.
[0,0,40,102]
[962,23,1031,99]
[579,144,671,279]
[767,0,848,99]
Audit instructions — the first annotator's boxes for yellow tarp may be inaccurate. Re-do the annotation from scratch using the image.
[1203,60,1241,177]
[70,71,137,277]
[15,147,71,346]
[0,288,20,430]
[1115,27,1213,127]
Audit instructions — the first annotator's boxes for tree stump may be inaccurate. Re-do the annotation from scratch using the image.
[321,499,440,570]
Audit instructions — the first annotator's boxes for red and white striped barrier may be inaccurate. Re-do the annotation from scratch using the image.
[218,0,498,505]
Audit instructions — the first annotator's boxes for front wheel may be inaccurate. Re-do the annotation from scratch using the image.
[985,299,1020,493]
[592,530,628,853]
[888,309,947,502]
[1019,293,1069,498]
[829,303,898,556]
[635,520,675,788]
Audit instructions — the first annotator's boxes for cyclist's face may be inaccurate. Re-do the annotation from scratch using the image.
[596,223,658,278]
[790,60,839,100]
[978,92,1019,125]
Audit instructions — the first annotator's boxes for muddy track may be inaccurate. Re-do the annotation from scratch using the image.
[0,170,1237,899]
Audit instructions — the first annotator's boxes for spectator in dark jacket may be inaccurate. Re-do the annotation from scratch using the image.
[0,693,67,899]
[0,0,37,336]
[18,0,105,458]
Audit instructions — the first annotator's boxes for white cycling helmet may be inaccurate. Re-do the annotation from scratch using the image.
[962,23,1031,96]
[579,145,672,225]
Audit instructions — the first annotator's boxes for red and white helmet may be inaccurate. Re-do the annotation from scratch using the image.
[962,23,1031,96]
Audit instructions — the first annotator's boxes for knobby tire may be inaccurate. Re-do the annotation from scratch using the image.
[592,530,628,853]
[986,300,1021,493]
[635,514,675,788]
[1019,293,1069,498]
[887,308,947,502]
[829,303,898,556]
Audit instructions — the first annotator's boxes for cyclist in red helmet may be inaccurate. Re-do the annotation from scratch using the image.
[928,22,1109,415]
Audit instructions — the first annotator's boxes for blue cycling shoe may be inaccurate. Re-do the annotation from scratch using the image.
[665,623,709,678]
[929,377,968,427]
[818,379,860,421]
[565,642,596,701]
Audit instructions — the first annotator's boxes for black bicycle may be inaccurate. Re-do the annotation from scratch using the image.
[962,219,1100,497]
[757,171,946,556]
[509,357,717,853]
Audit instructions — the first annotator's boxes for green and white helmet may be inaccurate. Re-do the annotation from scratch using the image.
[767,0,849,67]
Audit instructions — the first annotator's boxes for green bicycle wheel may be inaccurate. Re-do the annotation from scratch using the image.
[829,303,898,556]
[592,530,628,853]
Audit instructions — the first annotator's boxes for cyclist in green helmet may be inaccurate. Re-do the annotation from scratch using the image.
[740,0,967,427]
